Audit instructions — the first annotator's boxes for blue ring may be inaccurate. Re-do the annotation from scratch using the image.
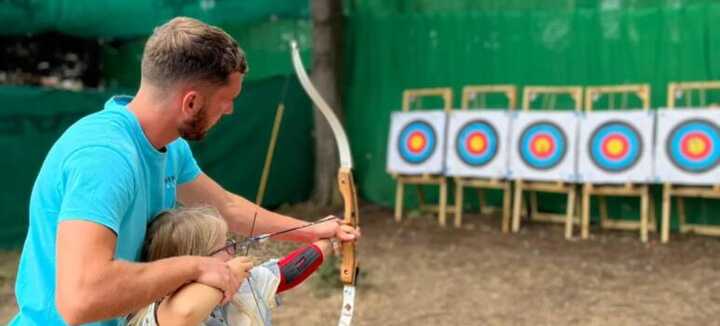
[666,119,720,173]
[589,121,642,173]
[518,121,567,170]
[456,120,498,167]
[398,120,437,164]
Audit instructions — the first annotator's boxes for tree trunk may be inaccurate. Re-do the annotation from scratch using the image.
[310,0,344,206]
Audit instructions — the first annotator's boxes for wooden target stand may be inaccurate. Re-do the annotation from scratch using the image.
[393,88,455,226]
[511,86,582,239]
[581,84,655,242]
[661,81,720,243]
[453,85,516,231]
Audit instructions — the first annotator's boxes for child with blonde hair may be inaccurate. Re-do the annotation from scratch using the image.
[128,206,334,326]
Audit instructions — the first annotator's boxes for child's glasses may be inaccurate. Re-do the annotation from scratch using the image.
[209,239,237,256]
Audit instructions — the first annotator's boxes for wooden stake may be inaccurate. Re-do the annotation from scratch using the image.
[394,180,404,223]
[256,103,285,205]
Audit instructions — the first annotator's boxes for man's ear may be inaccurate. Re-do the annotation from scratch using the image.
[180,90,202,118]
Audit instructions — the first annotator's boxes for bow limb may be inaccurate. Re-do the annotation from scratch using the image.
[289,40,359,326]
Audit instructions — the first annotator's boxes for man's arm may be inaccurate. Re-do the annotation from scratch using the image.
[55,220,239,325]
[177,173,337,242]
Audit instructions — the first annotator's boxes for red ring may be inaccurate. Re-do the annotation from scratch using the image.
[530,134,555,158]
[601,134,629,159]
[680,132,712,160]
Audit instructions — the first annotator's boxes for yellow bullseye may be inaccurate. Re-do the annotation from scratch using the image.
[533,137,551,155]
[469,135,486,152]
[409,134,426,151]
[687,136,707,156]
[605,138,625,156]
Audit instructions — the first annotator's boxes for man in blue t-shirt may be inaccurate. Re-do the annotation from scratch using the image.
[11,17,359,326]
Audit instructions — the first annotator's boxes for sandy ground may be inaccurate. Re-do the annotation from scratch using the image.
[2,203,720,325]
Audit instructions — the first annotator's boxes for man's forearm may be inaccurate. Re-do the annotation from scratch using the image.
[223,192,326,242]
[57,256,198,325]
[176,175,333,242]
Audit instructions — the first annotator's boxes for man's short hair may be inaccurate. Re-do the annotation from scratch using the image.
[141,17,247,88]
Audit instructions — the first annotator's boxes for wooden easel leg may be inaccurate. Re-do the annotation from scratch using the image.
[677,197,687,234]
[530,191,539,221]
[661,183,671,243]
[565,186,576,240]
[454,180,464,228]
[640,187,649,243]
[439,178,448,227]
[581,184,591,240]
[394,180,404,223]
[599,196,609,229]
[501,182,511,233]
[512,181,523,233]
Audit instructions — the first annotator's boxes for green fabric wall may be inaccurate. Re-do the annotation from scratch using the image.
[343,1,720,226]
[0,1,315,248]
[102,18,312,86]
[5,0,720,247]
[0,0,308,38]
[0,0,313,247]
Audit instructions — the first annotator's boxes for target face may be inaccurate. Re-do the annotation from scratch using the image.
[519,121,567,170]
[578,111,654,183]
[455,120,498,167]
[397,120,437,164]
[589,121,642,173]
[387,111,446,175]
[666,119,720,173]
[445,111,511,178]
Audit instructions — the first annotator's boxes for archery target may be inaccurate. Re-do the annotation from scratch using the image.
[398,120,436,164]
[387,111,447,175]
[655,109,720,184]
[578,111,654,183]
[519,122,567,170]
[446,111,511,178]
[509,112,578,181]
[667,120,720,172]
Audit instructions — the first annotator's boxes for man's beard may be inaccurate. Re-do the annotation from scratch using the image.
[178,107,209,141]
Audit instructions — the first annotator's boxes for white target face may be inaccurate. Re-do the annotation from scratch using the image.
[386,111,447,175]
[578,111,655,183]
[508,111,579,181]
[445,111,511,178]
[655,109,720,184]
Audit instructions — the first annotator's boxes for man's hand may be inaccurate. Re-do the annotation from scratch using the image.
[195,257,242,304]
[311,216,361,242]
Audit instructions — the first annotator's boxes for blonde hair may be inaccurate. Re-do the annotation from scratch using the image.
[142,205,229,260]
[141,17,248,88]
[127,206,229,325]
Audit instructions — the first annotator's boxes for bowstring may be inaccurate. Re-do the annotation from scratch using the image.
[243,210,266,324]
[242,54,293,323]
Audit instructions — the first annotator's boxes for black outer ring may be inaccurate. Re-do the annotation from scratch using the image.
[517,120,567,171]
[455,119,499,167]
[665,118,720,174]
[397,119,437,165]
[588,120,643,173]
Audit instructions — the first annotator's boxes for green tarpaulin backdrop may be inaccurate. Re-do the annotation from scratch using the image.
[343,0,720,229]
[3,0,720,247]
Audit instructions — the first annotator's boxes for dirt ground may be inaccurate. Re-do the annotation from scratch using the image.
[2,203,720,325]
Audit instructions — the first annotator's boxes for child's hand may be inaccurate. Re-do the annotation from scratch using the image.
[227,256,253,281]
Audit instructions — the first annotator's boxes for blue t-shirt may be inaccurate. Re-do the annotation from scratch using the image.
[11,96,201,326]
